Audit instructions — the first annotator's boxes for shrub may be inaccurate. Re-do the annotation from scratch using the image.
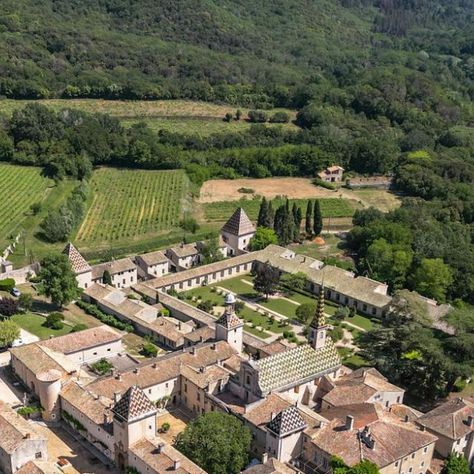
[161,422,171,432]
[453,379,467,392]
[0,278,16,292]
[43,312,65,329]
[30,202,42,215]
[142,342,158,357]
[71,323,88,332]
[197,300,213,312]
[18,293,33,311]
[17,404,41,418]
[238,187,255,194]
[234,301,245,313]
[160,308,170,317]
[90,358,113,375]
[313,178,337,190]
[248,110,268,123]
[330,326,344,342]
[0,297,20,317]
[269,111,290,123]
[180,216,200,234]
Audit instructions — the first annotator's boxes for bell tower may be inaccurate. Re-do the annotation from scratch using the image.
[215,293,244,354]
[309,286,329,349]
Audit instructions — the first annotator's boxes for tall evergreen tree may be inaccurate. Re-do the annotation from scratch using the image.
[266,200,275,228]
[295,205,302,239]
[313,199,323,236]
[273,204,285,241]
[305,200,313,235]
[257,197,268,227]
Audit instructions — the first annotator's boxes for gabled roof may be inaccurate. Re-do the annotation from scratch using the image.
[216,309,244,330]
[242,458,299,474]
[221,207,255,236]
[112,385,156,422]
[252,341,341,395]
[417,397,474,440]
[63,242,91,274]
[267,405,307,436]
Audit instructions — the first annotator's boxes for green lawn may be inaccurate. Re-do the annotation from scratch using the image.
[343,314,375,331]
[259,298,299,318]
[11,313,72,340]
[212,276,257,298]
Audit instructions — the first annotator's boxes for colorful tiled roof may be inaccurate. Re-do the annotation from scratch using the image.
[253,341,340,395]
[216,308,244,329]
[221,207,255,236]
[63,242,91,274]
[112,385,156,422]
[267,405,307,436]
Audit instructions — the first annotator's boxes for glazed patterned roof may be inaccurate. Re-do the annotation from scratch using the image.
[112,385,156,422]
[216,308,244,329]
[63,242,91,274]
[267,405,307,436]
[221,207,255,236]
[254,341,340,394]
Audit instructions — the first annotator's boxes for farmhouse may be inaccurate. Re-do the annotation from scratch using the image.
[166,242,201,270]
[317,165,344,183]
[135,250,170,279]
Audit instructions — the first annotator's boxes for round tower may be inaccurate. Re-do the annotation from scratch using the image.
[36,369,62,422]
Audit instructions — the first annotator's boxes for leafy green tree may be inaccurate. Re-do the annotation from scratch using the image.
[313,199,323,236]
[18,293,33,312]
[305,200,313,235]
[331,456,380,474]
[102,270,112,285]
[224,112,233,123]
[269,111,290,123]
[38,254,79,308]
[412,258,453,302]
[274,203,294,245]
[180,216,200,234]
[295,303,316,324]
[253,262,280,300]
[235,109,242,121]
[0,320,20,348]
[249,227,278,251]
[281,272,307,292]
[44,312,65,330]
[257,197,269,227]
[247,110,267,123]
[200,236,223,264]
[175,412,251,474]
[442,454,470,474]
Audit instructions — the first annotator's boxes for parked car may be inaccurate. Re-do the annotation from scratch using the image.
[10,288,21,297]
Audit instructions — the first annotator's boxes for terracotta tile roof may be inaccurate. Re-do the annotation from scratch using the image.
[137,250,169,266]
[86,341,236,399]
[168,242,200,258]
[267,405,307,436]
[251,341,340,395]
[417,397,474,440]
[129,437,206,474]
[0,401,45,454]
[40,325,122,354]
[91,257,136,279]
[16,461,61,474]
[242,458,299,474]
[389,404,423,423]
[183,326,215,344]
[320,403,381,430]
[63,242,91,274]
[323,383,377,407]
[180,364,230,389]
[244,393,292,429]
[223,354,244,373]
[60,382,111,425]
[259,339,295,358]
[216,309,244,329]
[310,415,437,468]
[112,385,157,422]
[221,207,256,236]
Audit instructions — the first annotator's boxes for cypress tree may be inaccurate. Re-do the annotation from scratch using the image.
[313,199,323,236]
[266,200,275,228]
[295,206,302,240]
[257,197,268,227]
[305,200,313,235]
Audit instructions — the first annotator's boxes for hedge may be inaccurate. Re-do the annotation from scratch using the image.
[76,300,134,332]
[0,278,16,291]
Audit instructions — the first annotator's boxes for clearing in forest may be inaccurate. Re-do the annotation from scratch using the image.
[76,168,188,244]
[0,164,52,246]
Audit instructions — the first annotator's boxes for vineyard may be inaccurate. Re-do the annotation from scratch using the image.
[76,168,188,244]
[203,198,356,222]
[0,164,52,246]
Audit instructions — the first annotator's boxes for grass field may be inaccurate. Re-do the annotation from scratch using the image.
[11,313,72,339]
[203,197,355,222]
[0,164,53,247]
[76,168,189,244]
[0,99,297,137]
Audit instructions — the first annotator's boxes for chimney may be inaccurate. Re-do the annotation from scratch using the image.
[152,363,157,369]
[156,442,165,454]
[178,322,182,330]
[199,366,205,373]
[211,343,217,351]
[114,392,121,403]
[115,373,122,381]
[199,336,204,343]
[261,453,269,464]
[173,459,181,470]
[404,414,409,423]
[345,415,354,431]
[133,368,139,374]
[190,347,196,355]
[468,415,474,427]
[24,433,31,439]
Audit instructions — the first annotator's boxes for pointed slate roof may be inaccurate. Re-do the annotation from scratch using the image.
[112,385,157,422]
[267,405,307,436]
[311,286,326,329]
[216,308,244,330]
[221,208,255,236]
[63,242,91,274]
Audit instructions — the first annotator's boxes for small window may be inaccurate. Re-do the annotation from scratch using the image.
[395,462,399,467]
[35,452,42,459]
[411,453,415,459]
[93,352,97,356]
[423,447,428,454]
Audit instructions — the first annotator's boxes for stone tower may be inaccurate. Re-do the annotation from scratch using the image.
[309,286,329,350]
[215,293,244,354]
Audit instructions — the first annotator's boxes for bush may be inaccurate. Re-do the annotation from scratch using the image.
[269,111,290,123]
[161,422,171,432]
[180,216,200,234]
[0,297,20,317]
[0,278,16,292]
[234,301,245,313]
[17,404,41,418]
[453,378,467,392]
[330,326,344,342]
[238,187,255,194]
[313,178,337,190]
[18,293,33,311]
[71,323,88,332]
[43,312,65,330]
[90,358,113,375]
[248,110,268,123]
[160,308,170,317]
[142,341,158,357]
[197,300,213,312]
